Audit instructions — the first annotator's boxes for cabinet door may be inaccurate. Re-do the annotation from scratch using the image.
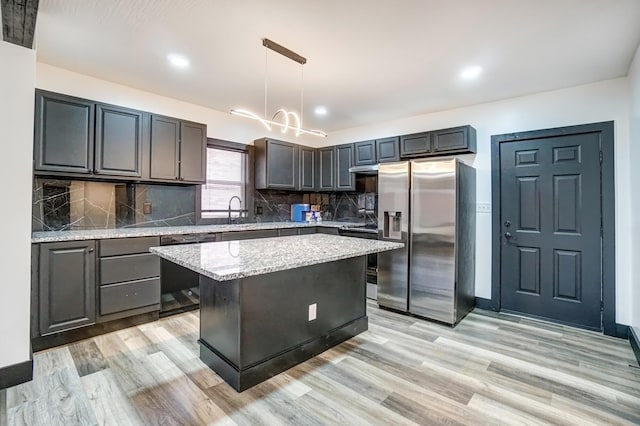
[179,121,207,183]
[266,140,298,189]
[354,140,376,165]
[317,147,335,190]
[432,125,476,154]
[376,137,400,163]
[95,104,143,177]
[149,115,180,181]
[300,147,316,191]
[39,241,96,335]
[400,132,431,157]
[335,144,355,191]
[34,91,94,174]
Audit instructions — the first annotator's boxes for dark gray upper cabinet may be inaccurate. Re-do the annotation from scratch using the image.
[34,90,95,174]
[400,132,431,157]
[432,125,477,154]
[149,115,180,181]
[255,138,299,190]
[39,240,96,335]
[335,143,355,191]
[179,121,207,183]
[317,146,335,190]
[299,146,316,191]
[94,104,143,177]
[376,137,400,163]
[354,140,376,165]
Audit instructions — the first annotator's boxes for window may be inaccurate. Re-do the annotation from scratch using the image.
[201,147,247,218]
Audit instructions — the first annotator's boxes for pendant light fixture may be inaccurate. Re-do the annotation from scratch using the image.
[230,38,327,138]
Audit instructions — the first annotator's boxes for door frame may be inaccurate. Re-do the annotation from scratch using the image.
[490,121,616,336]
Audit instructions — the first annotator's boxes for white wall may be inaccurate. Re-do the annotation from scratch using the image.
[36,63,325,148]
[35,63,634,325]
[0,41,36,368]
[629,44,640,329]
[327,79,633,325]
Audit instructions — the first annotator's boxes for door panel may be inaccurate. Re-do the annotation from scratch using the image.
[179,121,207,183]
[500,133,601,329]
[150,115,179,181]
[95,104,143,177]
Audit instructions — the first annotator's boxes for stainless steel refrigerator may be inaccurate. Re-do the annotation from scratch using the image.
[377,158,476,325]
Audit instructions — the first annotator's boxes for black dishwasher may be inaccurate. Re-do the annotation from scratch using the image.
[159,233,218,316]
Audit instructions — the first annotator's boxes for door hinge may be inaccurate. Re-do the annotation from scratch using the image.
[599,151,603,164]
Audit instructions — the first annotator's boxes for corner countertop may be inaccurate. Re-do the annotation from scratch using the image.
[149,233,403,281]
[31,221,367,243]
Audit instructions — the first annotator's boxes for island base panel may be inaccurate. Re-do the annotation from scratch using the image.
[199,256,367,391]
[199,315,367,391]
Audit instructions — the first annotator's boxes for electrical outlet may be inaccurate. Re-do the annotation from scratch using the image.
[476,203,491,213]
[308,303,317,321]
[256,206,263,215]
[143,202,152,214]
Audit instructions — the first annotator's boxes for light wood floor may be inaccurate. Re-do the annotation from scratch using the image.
[2,301,639,426]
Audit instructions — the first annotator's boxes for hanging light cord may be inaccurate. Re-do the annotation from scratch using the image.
[300,63,304,128]
[264,46,268,119]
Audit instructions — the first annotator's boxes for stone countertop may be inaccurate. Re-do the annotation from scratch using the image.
[31,221,366,243]
[149,234,403,282]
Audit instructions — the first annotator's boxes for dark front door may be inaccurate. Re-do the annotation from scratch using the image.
[499,132,602,330]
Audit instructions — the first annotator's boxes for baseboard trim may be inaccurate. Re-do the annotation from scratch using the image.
[474,297,496,311]
[199,315,368,392]
[0,358,33,390]
[630,327,640,366]
[611,324,630,339]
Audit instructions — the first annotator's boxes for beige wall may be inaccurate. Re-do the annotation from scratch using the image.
[0,41,35,368]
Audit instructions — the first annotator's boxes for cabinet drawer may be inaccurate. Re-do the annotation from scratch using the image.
[100,236,160,257]
[299,227,316,235]
[100,278,160,315]
[100,253,160,285]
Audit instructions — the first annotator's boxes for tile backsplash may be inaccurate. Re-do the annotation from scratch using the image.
[33,175,377,231]
[33,178,197,231]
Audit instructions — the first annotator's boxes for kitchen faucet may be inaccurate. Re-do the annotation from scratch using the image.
[228,196,242,224]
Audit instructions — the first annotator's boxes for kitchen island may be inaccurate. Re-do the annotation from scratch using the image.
[150,233,403,391]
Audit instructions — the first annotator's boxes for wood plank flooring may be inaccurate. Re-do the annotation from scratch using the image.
[2,300,639,425]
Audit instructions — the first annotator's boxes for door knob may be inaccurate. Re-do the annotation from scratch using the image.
[504,232,512,240]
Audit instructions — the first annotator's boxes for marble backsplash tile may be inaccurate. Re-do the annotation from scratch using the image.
[254,190,377,225]
[33,178,197,231]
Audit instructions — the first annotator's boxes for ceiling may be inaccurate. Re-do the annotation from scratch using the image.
[35,0,640,133]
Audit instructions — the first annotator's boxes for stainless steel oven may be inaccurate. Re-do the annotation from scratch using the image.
[338,226,378,299]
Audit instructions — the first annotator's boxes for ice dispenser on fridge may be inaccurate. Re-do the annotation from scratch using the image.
[383,211,402,240]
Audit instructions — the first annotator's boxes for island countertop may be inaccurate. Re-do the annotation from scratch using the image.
[149,233,404,281]
[31,221,364,243]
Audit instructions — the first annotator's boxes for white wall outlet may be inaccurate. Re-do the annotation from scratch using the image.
[308,303,317,321]
[476,203,492,213]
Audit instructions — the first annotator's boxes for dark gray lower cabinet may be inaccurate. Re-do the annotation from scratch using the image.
[98,237,161,321]
[39,241,96,335]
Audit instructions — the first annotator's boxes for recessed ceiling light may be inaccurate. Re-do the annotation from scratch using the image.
[460,65,482,80]
[314,106,328,115]
[167,54,190,68]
